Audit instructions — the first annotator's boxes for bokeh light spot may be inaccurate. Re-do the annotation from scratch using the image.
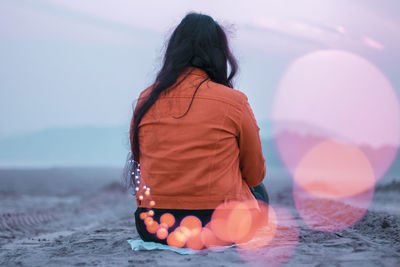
[139,212,147,220]
[237,206,299,267]
[295,139,375,199]
[201,223,231,249]
[227,202,253,243]
[186,230,204,250]
[181,216,202,236]
[272,49,400,182]
[156,227,168,240]
[210,201,237,242]
[160,213,175,228]
[146,220,159,234]
[167,230,187,248]
[237,201,278,250]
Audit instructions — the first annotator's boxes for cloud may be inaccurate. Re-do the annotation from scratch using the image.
[363,37,385,50]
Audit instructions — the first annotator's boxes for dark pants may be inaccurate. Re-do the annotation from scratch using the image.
[135,183,269,244]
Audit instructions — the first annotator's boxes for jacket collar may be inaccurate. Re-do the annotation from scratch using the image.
[180,67,209,79]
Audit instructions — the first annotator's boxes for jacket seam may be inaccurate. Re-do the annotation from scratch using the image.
[237,95,247,190]
[159,95,242,110]
[207,103,231,201]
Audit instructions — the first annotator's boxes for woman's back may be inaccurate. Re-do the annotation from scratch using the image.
[128,12,268,246]
[135,67,266,210]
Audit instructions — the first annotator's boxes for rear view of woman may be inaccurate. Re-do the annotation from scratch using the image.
[126,12,267,247]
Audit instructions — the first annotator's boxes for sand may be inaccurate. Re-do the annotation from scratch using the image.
[0,167,399,266]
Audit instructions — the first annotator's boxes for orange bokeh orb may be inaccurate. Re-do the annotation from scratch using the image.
[181,216,202,236]
[176,226,191,238]
[237,206,299,267]
[144,217,154,225]
[295,140,375,199]
[144,216,153,226]
[210,200,268,245]
[146,221,159,234]
[160,213,175,228]
[160,222,169,229]
[236,201,278,249]
[167,230,187,248]
[210,201,240,242]
[200,225,230,249]
[293,139,375,232]
[139,212,147,220]
[186,231,204,250]
[227,202,253,243]
[156,227,168,240]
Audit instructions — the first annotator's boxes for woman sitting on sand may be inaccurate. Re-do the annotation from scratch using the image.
[126,12,268,248]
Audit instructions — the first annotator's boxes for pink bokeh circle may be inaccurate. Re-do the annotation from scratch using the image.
[271,49,400,182]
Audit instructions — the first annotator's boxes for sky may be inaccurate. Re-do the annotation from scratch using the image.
[1,0,400,140]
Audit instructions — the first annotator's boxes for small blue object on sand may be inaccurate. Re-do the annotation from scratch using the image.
[127,239,234,255]
[127,239,196,255]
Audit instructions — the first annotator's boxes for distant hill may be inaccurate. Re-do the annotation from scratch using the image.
[270,129,400,184]
[0,124,281,168]
[0,125,131,168]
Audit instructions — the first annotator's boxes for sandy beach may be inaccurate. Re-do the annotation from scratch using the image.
[0,167,399,266]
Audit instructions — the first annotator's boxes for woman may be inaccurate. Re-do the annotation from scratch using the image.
[126,12,267,247]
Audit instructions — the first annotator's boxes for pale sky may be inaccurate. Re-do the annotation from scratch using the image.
[1,0,399,138]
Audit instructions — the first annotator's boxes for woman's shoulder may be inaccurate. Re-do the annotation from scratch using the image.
[201,80,248,108]
[135,83,158,107]
[139,83,156,98]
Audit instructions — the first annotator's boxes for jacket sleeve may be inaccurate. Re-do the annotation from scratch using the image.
[238,94,266,188]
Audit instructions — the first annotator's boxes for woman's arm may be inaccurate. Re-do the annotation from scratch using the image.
[238,95,266,187]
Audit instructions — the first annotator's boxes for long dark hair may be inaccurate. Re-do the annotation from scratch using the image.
[123,12,238,188]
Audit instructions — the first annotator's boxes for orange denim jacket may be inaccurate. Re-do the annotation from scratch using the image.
[134,67,266,209]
